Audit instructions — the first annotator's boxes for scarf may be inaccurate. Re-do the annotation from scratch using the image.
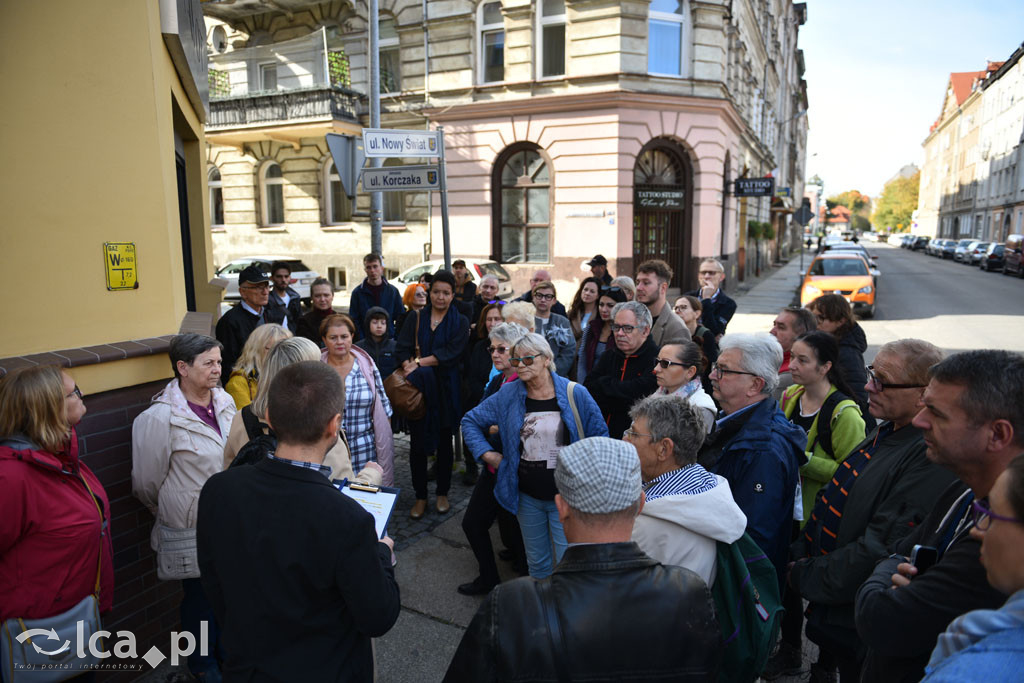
[927,589,1024,670]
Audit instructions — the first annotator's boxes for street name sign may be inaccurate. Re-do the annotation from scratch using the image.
[734,177,776,197]
[363,128,440,158]
[361,165,442,192]
[775,187,791,198]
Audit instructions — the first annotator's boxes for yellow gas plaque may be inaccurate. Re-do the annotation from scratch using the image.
[104,242,138,290]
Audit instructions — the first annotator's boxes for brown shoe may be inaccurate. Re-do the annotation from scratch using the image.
[436,495,450,513]
[410,499,427,519]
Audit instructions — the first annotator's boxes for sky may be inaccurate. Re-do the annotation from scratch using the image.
[799,0,1024,199]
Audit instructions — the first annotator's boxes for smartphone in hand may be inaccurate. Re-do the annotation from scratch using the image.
[910,544,938,575]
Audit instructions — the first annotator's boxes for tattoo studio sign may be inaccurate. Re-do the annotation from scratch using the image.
[635,189,685,210]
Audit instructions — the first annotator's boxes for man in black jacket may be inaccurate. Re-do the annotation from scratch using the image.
[768,339,957,681]
[584,301,658,438]
[444,437,720,682]
[265,260,303,332]
[686,258,736,339]
[854,350,1024,683]
[215,265,269,379]
[197,361,400,682]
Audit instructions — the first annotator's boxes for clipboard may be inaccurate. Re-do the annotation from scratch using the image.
[333,480,400,539]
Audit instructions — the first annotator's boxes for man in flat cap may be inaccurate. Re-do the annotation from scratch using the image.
[216,264,270,379]
[443,437,721,682]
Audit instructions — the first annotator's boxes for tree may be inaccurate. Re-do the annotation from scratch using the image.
[871,171,920,233]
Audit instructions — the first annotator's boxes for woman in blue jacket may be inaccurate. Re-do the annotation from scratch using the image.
[462,332,608,579]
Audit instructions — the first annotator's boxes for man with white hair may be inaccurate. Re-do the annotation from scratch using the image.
[697,332,806,584]
[584,301,660,439]
[443,437,721,682]
[470,274,502,326]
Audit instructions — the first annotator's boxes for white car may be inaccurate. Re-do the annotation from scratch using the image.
[215,256,319,303]
[395,258,514,299]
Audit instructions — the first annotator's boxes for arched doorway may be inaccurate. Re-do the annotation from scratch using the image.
[632,139,693,288]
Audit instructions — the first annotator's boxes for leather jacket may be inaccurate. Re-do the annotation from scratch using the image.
[443,542,721,682]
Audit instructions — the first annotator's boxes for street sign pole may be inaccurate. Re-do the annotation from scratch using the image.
[438,126,452,271]
[368,0,383,257]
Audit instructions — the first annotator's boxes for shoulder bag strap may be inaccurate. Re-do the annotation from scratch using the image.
[538,580,571,683]
[77,473,105,597]
[567,382,585,440]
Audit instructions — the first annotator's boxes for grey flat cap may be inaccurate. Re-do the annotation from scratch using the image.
[555,437,642,515]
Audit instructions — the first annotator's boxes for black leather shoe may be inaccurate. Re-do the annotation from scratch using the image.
[457,577,498,596]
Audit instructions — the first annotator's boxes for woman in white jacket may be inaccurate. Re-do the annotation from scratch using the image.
[131,334,235,681]
[651,341,718,434]
[625,394,746,586]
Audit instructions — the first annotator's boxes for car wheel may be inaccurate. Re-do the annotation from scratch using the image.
[861,304,875,319]
[980,260,987,271]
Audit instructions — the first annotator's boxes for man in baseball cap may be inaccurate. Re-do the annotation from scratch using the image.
[216,264,270,380]
[587,254,613,285]
[444,437,721,682]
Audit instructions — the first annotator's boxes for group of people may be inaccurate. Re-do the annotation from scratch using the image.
[3,249,1024,683]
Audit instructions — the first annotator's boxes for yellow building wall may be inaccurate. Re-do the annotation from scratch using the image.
[0,1,217,377]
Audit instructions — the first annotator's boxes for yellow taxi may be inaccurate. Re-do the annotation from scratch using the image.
[800,252,876,317]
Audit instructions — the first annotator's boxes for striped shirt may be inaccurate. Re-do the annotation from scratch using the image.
[643,463,719,502]
[267,452,333,479]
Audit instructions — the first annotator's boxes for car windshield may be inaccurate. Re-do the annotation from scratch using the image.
[478,262,511,281]
[810,258,869,277]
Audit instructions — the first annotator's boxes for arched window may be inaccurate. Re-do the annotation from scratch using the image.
[379,17,401,93]
[478,2,505,83]
[323,160,351,225]
[493,145,552,263]
[209,167,224,227]
[537,0,566,78]
[648,0,688,76]
[260,162,285,226]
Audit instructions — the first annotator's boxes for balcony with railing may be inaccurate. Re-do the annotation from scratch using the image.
[206,28,363,130]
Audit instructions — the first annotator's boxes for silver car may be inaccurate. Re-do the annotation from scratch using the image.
[216,256,319,303]
[396,258,514,299]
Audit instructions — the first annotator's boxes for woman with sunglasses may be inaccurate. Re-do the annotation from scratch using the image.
[651,342,717,434]
[575,285,627,384]
[567,277,602,342]
[462,333,608,579]
[924,454,1024,680]
[0,367,114,672]
[457,322,529,595]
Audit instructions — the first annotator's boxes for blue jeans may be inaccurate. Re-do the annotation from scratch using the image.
[517,492,567,579]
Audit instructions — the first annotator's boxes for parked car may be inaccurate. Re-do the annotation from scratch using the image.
[801,253,876,317]
[899,234,915,249]
[395,258,514,298]
[979,243,1006,272]
[215,256,319,303]
[939,240,957,259]
[926,238,946,256]
[968,242,991,265]
[953,239,978,263]
[1003,234,1024,277]
[910,236,931,251]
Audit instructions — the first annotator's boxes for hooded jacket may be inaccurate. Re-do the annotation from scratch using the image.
[348,277,405,340]
[131,379,236,551]
[698,397,807,583]
[632,473,746,585]
[354,306,398,378]
[0,432,115,620]
[837,323,869,406]
[584,336,659,438]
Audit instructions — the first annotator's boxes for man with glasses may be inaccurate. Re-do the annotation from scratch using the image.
[531,281,575,377]
[216,264,270,379]
[854,350,1024,683]
[686,258,736,339]
[512,269,567,317]
[470,274,503,327]
[584,301,659,439]
[769,340,955,682]
[635,259,691,347]
[696,332,805,587]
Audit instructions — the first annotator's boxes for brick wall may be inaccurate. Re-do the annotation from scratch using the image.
[78,379,182,682]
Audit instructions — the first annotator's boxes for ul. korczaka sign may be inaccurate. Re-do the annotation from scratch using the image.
[734,177,776,197]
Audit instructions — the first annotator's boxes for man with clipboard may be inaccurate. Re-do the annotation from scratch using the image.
[198,361,400,681]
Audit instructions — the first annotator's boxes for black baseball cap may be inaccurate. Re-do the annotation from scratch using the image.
[238,265,270,286]
[587,254,608,267]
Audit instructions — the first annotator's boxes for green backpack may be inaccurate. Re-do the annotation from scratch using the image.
[711,533,784,683]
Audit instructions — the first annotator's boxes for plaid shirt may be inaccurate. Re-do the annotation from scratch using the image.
[267,452,333,479]
[343,362,391,471]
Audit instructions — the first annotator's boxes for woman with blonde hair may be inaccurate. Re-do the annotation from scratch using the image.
[223,323,292,409]
[223,336,382,486]
[500,300,537,332]
[0,366,114,663]
[611,275,636,301]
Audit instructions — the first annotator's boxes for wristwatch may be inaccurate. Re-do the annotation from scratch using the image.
[414,357,421,366]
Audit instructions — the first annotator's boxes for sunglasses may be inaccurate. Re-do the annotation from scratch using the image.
[487,299,507,305]
[509,355,540,367]
[600,286,623,293]
[487,345,510,355]
[655,358,688,369]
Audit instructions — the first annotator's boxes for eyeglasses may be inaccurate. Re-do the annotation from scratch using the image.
[487,299,507,305]
[487,345,510,355]
[534,293,555,301]
[623,426,655,440]
[971,499,1024,531]
[865,366,926,393]
[673,305,690,314]
[510,355,541,367]
[610,324,639,334]
[709,362,757,378]
[655,358,688,370]
[66,386,83,400]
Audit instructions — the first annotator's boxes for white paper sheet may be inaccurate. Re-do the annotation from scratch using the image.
[337,485,398,539]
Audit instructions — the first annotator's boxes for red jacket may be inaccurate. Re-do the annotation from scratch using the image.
[0,430,114,620]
